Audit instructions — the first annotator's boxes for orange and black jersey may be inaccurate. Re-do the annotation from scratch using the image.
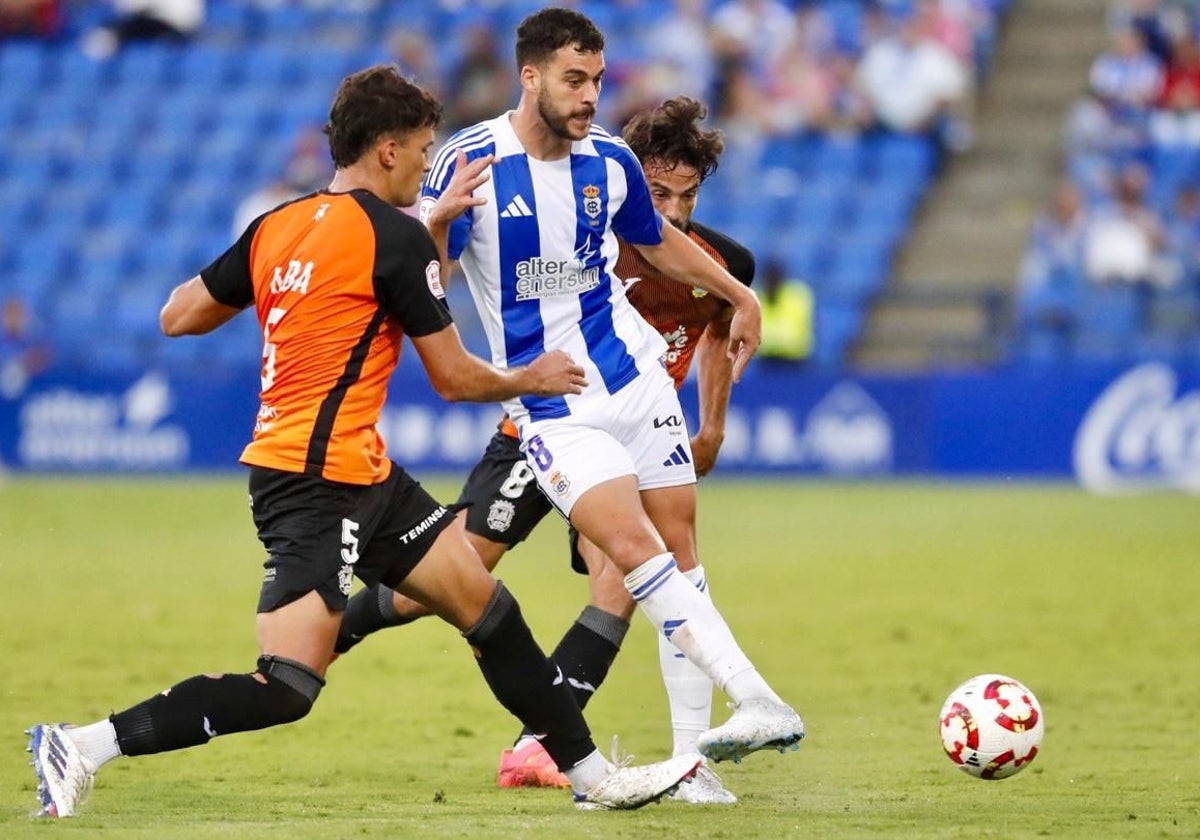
[201,189,452,486]
[613,220,754,389]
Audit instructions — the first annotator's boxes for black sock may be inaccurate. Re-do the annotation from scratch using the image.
[110,658,322,756]
[336,584,413,654]
[464,582,594,770]
[518,605,628,741]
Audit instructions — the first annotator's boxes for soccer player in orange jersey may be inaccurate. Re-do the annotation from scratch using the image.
[25,66,702,820]
[338,95,759,803]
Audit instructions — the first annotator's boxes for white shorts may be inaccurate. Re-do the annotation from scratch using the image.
[518,364,696,517]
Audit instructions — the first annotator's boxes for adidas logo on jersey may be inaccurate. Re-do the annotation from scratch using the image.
[500,195,533,218]
[662,444,692,467]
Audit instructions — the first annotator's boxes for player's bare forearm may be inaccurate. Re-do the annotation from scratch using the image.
[633,224,756,310]
[160,276,242,337]
[412,326,585,402]
[634,226,761,380]
[692,323,734,476]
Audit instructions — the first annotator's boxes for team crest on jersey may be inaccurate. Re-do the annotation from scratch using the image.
[582,184,602,225]
[549,469,571,496]
[486,499,516,533]
[425,260,445,298]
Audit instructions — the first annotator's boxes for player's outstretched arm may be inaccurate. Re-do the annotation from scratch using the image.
[692,316,735,477]
[160,276,243,337]
[411,325,586,403]
[633,224,761,381]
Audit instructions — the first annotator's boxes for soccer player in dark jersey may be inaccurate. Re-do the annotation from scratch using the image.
[24,66,701,820]
[338,95,758,803]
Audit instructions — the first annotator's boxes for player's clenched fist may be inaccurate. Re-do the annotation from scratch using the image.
[521,350,588,396]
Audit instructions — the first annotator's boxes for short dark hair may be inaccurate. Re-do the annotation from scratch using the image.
[621,96,725,182]
[324,65,442,169]
[515,7,605,70]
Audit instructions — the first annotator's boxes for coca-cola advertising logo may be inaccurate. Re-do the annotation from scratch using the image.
[1073,364,1200,494]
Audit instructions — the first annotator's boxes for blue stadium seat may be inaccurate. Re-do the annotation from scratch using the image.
[814,302,863,366]
[813,137,866,179]
[866,132,939,186]
[1074,285,1143,361]
[0,43,47,89]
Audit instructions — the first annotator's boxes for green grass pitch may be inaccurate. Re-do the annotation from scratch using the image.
[1,476,1197,838]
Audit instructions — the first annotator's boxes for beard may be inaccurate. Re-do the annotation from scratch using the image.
[537,89,595,141]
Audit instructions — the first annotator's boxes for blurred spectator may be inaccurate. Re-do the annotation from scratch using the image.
[1088,26,1163,135]
[757,259,814,363]
[1084,163,1176,287]
[387,29,443,95]
[1149,32,1200,145]
[711,0,797,80]
[231,125,331,238]
[1108,0,1185,66]
[82,0,205,59]
[916,0,974,66]
[764,38,831,135]
[445,23,511,131]
[0,297,52,399]
[815,50,876,136]
[641,0,715,102]
[855,7,970,148]
[1164,184,1200,286]
[0,0,62,38]
[1063,91,1139,198]
[1017,182,1089,340]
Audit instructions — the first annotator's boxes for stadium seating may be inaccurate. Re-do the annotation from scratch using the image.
[0,0,1014,375]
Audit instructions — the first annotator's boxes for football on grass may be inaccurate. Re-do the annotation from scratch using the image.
[939,673,1043,780]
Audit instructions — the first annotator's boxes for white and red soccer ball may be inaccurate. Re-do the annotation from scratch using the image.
[939,674,1044,780]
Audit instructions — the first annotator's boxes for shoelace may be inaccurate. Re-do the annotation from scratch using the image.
[606,734,635,770]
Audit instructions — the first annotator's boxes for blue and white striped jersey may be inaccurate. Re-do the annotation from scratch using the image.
[420,112,668,426]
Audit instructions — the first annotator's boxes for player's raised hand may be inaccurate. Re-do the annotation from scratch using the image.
[522,350,588,396]
[427,149,493,228]
[727,291,762,383]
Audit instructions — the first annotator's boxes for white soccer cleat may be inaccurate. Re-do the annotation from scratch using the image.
[698,697,805,764]
[26,724,97,818]
[575,753,702,810]
[668,762,738,804]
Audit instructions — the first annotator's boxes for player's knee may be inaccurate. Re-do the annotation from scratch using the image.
[256,655,326,724]
[462,580,519,649]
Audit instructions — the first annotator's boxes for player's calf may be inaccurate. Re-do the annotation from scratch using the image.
[111,655,325,756]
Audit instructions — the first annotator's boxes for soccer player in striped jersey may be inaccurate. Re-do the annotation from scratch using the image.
[420,7,803,771]
[24,65,701,819]
[338,93,761,803]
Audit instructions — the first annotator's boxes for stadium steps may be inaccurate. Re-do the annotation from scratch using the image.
[852,0,1109,370]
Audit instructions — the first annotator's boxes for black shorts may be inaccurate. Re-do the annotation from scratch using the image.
[249,463,454,613]
[456,431,555,547]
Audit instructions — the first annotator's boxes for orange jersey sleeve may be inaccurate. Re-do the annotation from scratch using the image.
[614,222,755,388]
[200,189,451,485]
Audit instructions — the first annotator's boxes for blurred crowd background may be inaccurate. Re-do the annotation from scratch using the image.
[3,0,1200,388]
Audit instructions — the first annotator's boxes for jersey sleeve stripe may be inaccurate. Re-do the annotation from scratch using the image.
[427,125,494,192]
[304,307,388,476]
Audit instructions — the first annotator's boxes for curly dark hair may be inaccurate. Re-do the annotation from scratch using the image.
[324,65,442,169]
[622,96,725,182]
[515,7,605,69]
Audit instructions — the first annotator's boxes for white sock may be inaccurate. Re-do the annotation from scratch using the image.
[65,719,122,769]
[564,749,608,794]
[659,565,715,756]
[625,554,781,705]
